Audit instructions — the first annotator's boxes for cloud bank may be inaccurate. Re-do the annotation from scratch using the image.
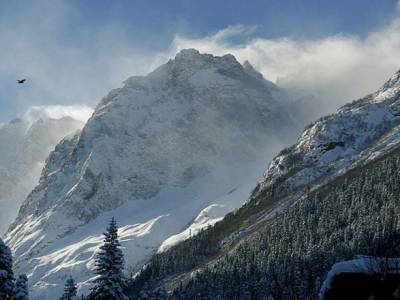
[1,0,400,122]
[160,17,400,113]
[22,105,94,123]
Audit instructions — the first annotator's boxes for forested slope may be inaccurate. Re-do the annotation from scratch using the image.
[129,128,400,300]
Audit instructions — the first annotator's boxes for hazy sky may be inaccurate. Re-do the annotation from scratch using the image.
[0,0,399,122]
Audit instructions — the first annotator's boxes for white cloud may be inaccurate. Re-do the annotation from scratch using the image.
[23,105,94,123]
[159,17,400,113]
[2,0,400,122]
[0,0,156,122]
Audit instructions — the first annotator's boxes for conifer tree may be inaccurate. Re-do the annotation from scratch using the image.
[14,274,29,300]
[0,238,15,299]
[89,217,127,300]
[60,276,77,300]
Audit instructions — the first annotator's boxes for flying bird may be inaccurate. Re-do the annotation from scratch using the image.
[17,79,26,84]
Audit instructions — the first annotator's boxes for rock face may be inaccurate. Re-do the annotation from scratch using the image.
[0,117,84,235]
[262,69,400,196]
[5,49,301,299]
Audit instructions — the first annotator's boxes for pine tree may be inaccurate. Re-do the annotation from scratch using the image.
[89,217,127,300]
[0,238,15,299]
[14,274,29,300]
[60,276,77,300]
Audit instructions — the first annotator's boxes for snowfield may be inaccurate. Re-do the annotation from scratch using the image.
[12,160,264,298]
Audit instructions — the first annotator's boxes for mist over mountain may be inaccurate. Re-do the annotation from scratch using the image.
[0,115,85,235]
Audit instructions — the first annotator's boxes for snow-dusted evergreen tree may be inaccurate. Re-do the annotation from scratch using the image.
[89,217,127,300]
[60,276,77,300]
[14,274,29,300]
[0,238,15,299]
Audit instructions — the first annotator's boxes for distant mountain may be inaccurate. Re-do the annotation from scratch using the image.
[0,116,85,235]
[128,69,400,299]
[5,49,303,299]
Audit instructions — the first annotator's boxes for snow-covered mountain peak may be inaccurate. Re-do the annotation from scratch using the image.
[143,49,260,86]
[15,49,297,226]
[102,50,273,114]
[5,50,301,299]
[173,48,204,62]
[173,48,238,67]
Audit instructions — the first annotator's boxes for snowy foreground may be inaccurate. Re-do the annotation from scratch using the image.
[11,160,263,299]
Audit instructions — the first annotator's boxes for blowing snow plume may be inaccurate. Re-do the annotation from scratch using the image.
[0,106,92,235]
[157,17,400,117]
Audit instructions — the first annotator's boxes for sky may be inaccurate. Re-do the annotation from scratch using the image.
[0,0,400,122]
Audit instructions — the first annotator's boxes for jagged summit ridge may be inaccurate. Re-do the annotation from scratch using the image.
[373,69,400,103]
[122,49,269,90]
[100,49,275,117]
[167,49,266,82]
[173,48,239,69]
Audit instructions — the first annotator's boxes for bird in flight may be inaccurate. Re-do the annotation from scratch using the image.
[17,79,26,84]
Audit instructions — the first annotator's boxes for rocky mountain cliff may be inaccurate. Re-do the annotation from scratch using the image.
[5,49,302,299]
[261,69,400,196]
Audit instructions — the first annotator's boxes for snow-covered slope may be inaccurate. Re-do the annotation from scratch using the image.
[5,49,300,299]
[261,69,400,197]
[0,117,85,235]
[125,68,400,299]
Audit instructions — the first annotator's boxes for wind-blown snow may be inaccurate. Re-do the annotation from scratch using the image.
[5,49,300,299]
[262,69,400,197]
[10,160,263,299]
[0,116,85,235]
